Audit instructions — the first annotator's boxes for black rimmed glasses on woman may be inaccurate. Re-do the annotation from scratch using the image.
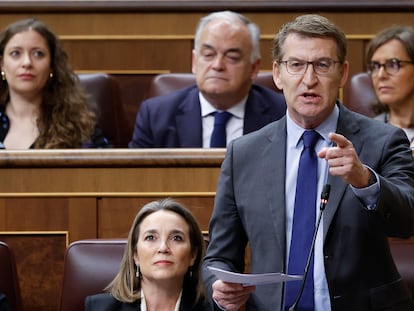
[368,58,414,76]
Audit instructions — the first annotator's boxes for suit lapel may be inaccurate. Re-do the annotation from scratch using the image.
[176,88,203,147]
[323,104,363,239]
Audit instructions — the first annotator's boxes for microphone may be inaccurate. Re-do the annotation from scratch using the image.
[288,184,331,311]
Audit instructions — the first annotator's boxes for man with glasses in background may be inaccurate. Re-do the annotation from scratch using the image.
[202,14,414,311]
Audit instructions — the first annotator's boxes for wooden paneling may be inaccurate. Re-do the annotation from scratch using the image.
[64,35,374,73]
[98,196,215,238]
[0,11,411,130]
[0,149,223,311]
[0,197,97,240]
[0,4,412,310]
[0,232,67,311]
[61,38,193,72]
[0,12,412,75]
[0,12,412,35]
[2,167,220,193]
[0,149,224,230]
[0,0,413,13]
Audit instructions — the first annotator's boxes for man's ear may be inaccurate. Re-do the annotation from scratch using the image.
[250,58,261,81]
[191,49,197,74]
[273,61,283,90]
[339,60,350,88]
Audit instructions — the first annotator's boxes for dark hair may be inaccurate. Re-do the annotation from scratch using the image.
[272,14,347,64]
[366,25,414,115]
[106,198,205,305]
[0,18,96,148]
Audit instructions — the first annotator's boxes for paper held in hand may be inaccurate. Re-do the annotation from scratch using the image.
[208,266,303,286]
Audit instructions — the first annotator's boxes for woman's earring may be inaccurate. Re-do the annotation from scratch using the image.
[49,72,53,78]
[1,71,5,81]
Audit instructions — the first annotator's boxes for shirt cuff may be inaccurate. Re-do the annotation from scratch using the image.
[351,166,380,210]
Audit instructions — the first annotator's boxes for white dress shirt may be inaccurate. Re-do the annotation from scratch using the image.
[285,107,336,311]
[285,104,380,310]
[199,92,247,148]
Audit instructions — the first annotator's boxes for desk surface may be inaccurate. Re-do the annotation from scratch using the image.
[1,149,226,193]
[0,148,225,167]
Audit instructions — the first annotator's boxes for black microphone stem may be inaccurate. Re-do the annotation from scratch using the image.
[288,184,331,311]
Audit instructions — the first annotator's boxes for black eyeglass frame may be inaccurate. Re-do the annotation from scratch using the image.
[367,58,414,76]
[279,58,343,76]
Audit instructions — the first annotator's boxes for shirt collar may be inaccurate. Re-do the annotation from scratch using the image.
[199,92,247,119]
[286,104,339,148]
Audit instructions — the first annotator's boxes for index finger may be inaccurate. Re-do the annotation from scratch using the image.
[328,132,351,148]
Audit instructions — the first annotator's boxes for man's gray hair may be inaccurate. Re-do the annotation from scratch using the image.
[194,10,261,64]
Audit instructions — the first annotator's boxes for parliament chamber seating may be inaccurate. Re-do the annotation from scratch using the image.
[0,241,23,311]
[389,238,414,299]
[78,73,130,147]
[149,72,281,98]
[344,72,377,118]
[57,237,414,311]
[59,239,127,311]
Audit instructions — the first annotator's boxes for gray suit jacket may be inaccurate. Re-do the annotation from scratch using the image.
[202,103,414,310]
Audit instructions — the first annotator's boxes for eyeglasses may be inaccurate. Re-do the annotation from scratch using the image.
[368,58,414,76]
[279,58,342,76]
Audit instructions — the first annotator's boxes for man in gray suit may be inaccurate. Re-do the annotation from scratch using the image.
[202,14,414,311]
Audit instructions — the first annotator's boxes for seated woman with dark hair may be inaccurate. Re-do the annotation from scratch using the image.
[366,25,414,149]
[0,18,110,149]
[85,198,209,311]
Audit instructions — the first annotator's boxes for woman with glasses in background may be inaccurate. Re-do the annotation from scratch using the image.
[366,25,414,149]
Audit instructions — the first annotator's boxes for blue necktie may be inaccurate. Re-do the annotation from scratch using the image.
[285,130,319,310]
[210,111,232,147]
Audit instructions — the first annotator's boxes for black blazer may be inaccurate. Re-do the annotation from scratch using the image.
[85,293,209,311]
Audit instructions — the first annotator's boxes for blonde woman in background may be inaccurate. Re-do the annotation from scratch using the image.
[85,199,208,311]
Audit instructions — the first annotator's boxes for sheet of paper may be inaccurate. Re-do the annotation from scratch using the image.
[208,266,303,286]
